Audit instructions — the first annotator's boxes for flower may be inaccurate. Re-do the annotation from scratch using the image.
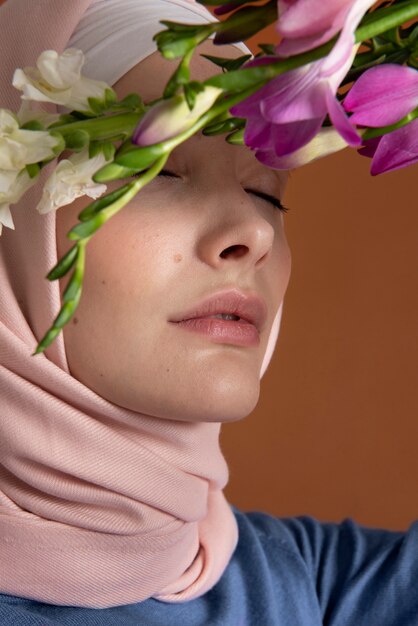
[35,148,109,215]
[229,0,375,169]
[133,86,223,146]
[342,64,418,175]
[343,64,418,127]
[276,0,369,57]
[12,48,113,113]
[0,168,37,236]
[0,109,61,171]
[356,119,418,175]
[16,100,61,129]
[255,125,352,169]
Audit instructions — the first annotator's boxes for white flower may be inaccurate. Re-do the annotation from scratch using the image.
[0,168,37,236]
[0,108,61,171]
[36,148,109,215]
[16,100,61,129]
[12,48,113,113]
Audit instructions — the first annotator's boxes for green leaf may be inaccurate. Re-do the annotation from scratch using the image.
[46,244,79,280]
[64,129,90,151]
[114,143,168,169]
[67,214,106,240]
[199,53,252,72]
[53,298,79,327]
[154,23,214,59]
[183,81,205,111]
[225,127,245,145]
[257,43,276,55]
[20,119,45,131]
[163,56,192,99]
[202,117,245,135]
[32,326,62,355]
[108,93,145,114]
[45,130,65,156]
[93,162,138,183]
[25,162,41,179]
[104,88,117,107]
[87,96,107,115]
[213,0,278,45]
[62,273,82,304]
[77,183,132,220]
[47,114,78,128]
[103,142,116,161]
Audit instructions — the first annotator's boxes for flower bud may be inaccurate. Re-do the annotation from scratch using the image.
[132,85,223,146]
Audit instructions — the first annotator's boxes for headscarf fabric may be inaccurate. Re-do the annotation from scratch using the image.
[0,0,283,609]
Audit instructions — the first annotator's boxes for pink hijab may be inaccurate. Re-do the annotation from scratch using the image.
[0,0,284,609]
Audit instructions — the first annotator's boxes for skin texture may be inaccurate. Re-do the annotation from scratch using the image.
[55,40,292,423]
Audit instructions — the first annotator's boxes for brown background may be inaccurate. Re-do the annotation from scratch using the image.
[3,0,417,530]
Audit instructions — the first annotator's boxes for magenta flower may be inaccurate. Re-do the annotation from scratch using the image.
[342,64,418,174]
[229,0,375,169]
[276,0,370,58]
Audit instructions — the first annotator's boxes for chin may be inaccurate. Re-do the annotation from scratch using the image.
[186,374,261,423]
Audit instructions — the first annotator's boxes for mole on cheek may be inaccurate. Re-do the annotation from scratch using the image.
[173,254,182,263]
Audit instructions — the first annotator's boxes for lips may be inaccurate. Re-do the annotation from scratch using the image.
[169,288,268,333]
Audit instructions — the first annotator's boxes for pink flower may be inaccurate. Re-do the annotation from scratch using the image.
[230,0,375,169]
[276,0,367,57]
[342,64,418,174]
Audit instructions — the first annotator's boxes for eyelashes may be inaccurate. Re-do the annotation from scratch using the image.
[131,169,290,214]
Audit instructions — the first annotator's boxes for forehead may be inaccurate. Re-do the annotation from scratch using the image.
[112,40,288,189]
[113,38,244,101]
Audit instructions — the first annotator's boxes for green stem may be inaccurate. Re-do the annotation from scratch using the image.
[355,1,418,43]
[48,112,142,142]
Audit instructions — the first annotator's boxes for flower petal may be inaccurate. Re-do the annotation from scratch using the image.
[37,49,84,90]
[0,204,15,235]
[271,116,324,156]
[261,73,326,123]
[244,117,273,150]
[358,136,380,158]
[255,125,349,169]
[276,0,350,39]
[369,118,418,175]
[326,87,362,145]
[275,27,341,58]
[36,149,108,214]
[230,57,309,118]
[343,65,418,126]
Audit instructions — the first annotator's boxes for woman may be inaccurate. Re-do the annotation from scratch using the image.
[1,1,418,624]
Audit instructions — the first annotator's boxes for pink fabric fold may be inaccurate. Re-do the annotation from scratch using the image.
[0,0,283,609]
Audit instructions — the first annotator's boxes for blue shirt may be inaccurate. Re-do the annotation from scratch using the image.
[1,504,418,625]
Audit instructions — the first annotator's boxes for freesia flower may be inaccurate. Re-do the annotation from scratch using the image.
[343,64,418,127]
[342,64,418,174]
[357,120,418,175]
[36,148,109,215]
[133,85,223,146]
[16,100,61,129]
[255,125,352,170]
[0,168,37,235]
[0,109,61,171]
[229,0,375,169]
[12,48,112,113]
[276,0,370,58]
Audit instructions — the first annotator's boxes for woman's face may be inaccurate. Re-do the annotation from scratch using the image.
[55,40,291,423]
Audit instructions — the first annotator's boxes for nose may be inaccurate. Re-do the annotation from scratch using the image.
[196,187,276,271]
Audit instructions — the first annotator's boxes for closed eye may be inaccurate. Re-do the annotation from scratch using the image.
[131,169,290,213]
